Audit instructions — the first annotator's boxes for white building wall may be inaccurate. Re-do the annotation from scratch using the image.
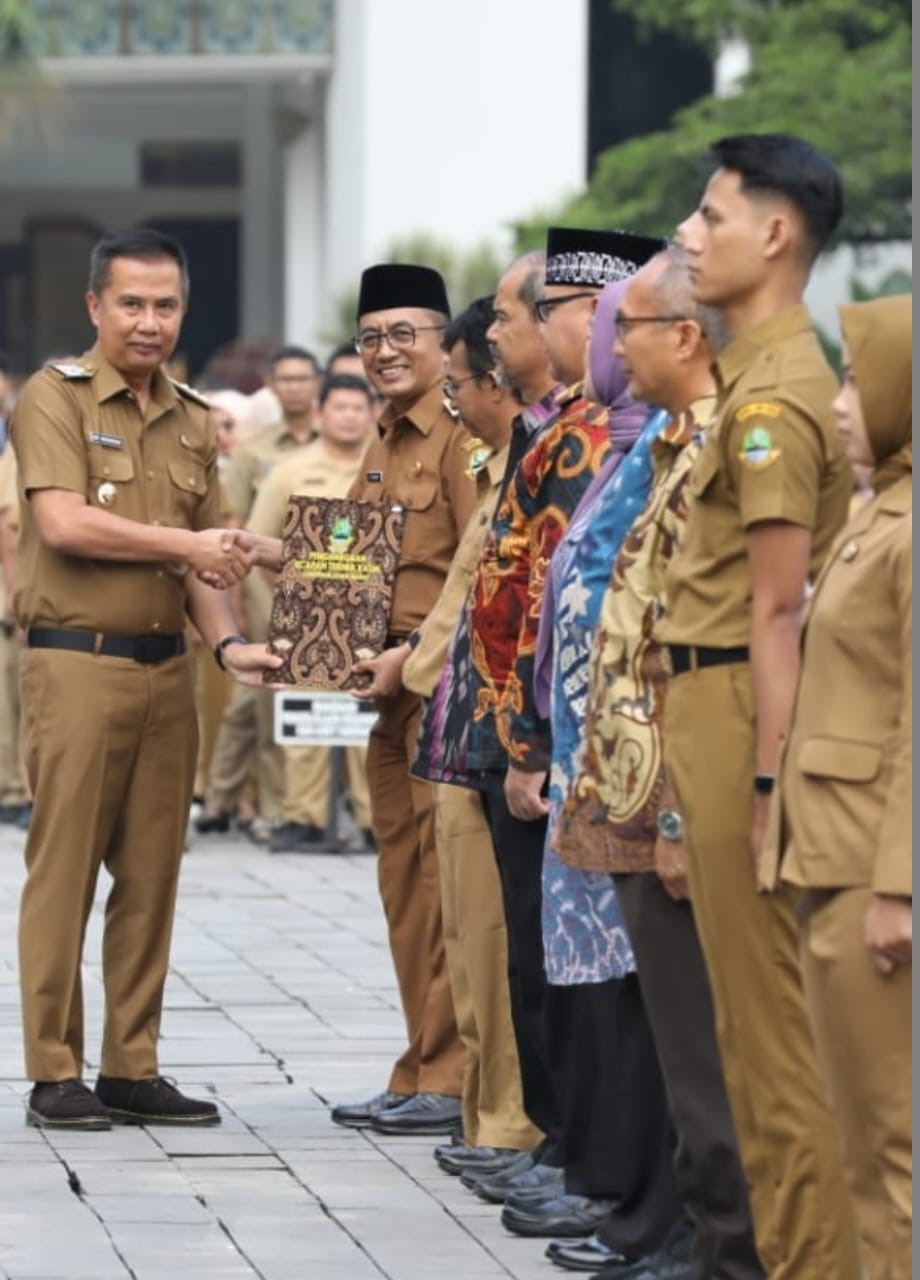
[314,0,588,339]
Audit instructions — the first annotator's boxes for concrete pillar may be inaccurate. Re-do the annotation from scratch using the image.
[240,83,284,341]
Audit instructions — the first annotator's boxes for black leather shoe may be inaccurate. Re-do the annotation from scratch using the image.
[268,821,325,853]
[593,1217,695,1280]
[435,1143,524,1176]
[195,810,231,834]
[502,1192,616,1238]
[27,1079,111,1130]
[330,1089,410,1129]
[465,1156,563,1203]
[95,1075,220,1126]
[460,1146,534,1195]
[371,1092,462,1135]
[546,1233,634,1272]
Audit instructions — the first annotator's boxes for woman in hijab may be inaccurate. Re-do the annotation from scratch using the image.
[773,294,911,1280]
[511,279,683,1260]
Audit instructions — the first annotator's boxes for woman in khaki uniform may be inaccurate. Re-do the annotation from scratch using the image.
[772,295,911,1280]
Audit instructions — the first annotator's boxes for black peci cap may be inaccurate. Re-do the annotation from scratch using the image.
[356,263,451,322]
[544,227,665,287]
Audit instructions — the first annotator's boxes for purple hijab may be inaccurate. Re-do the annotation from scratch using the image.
[533,279,649,719]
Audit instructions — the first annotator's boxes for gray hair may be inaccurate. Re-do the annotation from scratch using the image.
[512,249,547,313]
[647,247,728,352]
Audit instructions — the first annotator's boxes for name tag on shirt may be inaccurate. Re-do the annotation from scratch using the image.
[88,432,124,450]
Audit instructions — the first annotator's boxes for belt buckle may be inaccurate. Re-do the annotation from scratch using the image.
[133,635,164,664]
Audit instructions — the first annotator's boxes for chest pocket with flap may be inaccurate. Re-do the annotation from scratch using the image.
[797,737,882,782]
[86,449,135,507]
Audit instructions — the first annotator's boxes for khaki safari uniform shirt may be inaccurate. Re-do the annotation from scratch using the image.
[348,385,478,636]
[12,347,218,636]
[246,437,369,541]
[403,442,509,699]
[659,305,851,649]
[766,474,912,897]
[222,418,314,524]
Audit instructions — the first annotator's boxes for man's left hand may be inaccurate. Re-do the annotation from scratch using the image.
[222,640,284,687]
[351,644,409,700]
[505,766,549,822]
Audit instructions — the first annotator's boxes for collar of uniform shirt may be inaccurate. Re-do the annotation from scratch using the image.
[84,342,177,411]
[484,443,511,486]
[715,302,813,391]
[377,380,447,439]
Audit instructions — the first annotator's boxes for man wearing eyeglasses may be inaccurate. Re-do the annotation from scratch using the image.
[327,264,477,1137]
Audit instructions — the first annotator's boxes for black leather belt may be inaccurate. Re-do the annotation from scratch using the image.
[27,627,186,665]
[668,644,749,676]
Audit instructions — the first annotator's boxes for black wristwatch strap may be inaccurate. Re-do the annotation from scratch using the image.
[214,633,248,671]
[753,773,776,795]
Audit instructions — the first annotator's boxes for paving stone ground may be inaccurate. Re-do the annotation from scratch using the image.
[0,822,558,1280]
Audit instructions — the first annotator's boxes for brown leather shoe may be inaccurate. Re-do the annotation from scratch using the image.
[27,1079,112,1130]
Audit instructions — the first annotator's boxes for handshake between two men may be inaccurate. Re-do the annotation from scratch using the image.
[192,528,284,590]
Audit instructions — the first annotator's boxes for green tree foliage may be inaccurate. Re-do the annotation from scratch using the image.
[515,0,911,249]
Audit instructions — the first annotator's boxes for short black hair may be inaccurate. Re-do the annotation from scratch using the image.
[709,133,844,256]
[326,341,363,368]
[269,344,320,373]
[88,228,189,299]
[442,296,497,378]
[319,372,372,405]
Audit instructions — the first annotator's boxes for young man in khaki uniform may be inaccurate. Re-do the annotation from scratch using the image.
[13,228,279,1130]
[404,298,541,1176]
[246,372,375,851]
[197,344,320,839]
[659,134,862,1278]
[332,265,476,1134]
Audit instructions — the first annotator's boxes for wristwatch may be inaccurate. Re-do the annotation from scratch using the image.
[213,633,248,671]
[753,773,776,796]
[656,809,683,842]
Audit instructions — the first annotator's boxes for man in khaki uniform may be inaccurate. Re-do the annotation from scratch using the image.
[198,344,320,838]
[404,298,540,1175]
[330,264,475,1135]
[0,445,29,824]
[13,228,279,1130]
[659,134,862,1277]
[246,373,375,851]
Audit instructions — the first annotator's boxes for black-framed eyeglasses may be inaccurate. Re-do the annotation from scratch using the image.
[533,291,597,323]
[614,312,689,339]
[354,322,446,355]
[443,372,483,400]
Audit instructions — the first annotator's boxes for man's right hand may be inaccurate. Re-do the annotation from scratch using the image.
[188,529,251,588]
[654,834,690,901]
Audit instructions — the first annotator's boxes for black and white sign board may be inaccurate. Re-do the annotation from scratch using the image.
[274,691,375,747]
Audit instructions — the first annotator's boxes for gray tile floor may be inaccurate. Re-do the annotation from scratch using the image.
[0,823,556,1280]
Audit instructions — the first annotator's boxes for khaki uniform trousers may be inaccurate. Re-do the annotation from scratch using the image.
[283,745,371,829]
[0,627,27,805]
[193,641,233,799]
[369,686,464,1097]
[801,887,911,1280]
[664,662,862,1280]
[19,648,197,1081]
[434,783,540,1149]
[205,681,284,822]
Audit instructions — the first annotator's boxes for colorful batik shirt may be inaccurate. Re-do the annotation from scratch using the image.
[554,399,713,875]
[541,408,668,984]
[468,383,611,774]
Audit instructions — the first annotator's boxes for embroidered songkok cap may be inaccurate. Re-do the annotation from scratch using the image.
[544,227,665,287]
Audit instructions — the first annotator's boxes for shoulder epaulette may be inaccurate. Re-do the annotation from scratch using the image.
[168,377,212,409]
[47,362,92,379]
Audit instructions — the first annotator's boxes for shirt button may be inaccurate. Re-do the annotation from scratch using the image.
[156,570,165,580]
[151,621,161,631]
[147,470,155,480]
[152,518,161,526]
[103,466,111,477]
[188,477,197,487]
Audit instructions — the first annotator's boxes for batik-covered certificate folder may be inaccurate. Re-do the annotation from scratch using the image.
[265,497,405,690]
